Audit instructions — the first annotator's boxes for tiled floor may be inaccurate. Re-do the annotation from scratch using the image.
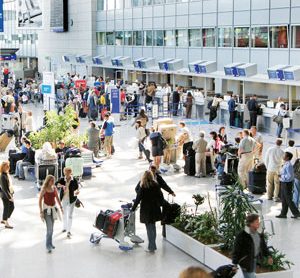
[0,104,299,278]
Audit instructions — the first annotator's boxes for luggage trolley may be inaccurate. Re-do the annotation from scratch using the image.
[90,202,144,251]
[35,159,58,189]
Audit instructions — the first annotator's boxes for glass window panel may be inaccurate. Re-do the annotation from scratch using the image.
[116,0,124,9]
[106,32,115,45]
[154,30,164,46]
[270,26,288,48]
[133,31,143,45]
[144,30,153,46]
[97,0,106,10]
[164,30,175,46]
[251,27,268,48]
[189,29,201,47]
[115,31,124,45]
[203,28,215,47]
[144,0,153,4]
[176,29,188,47]
[165,0,176,3]
[292,26,300,48]
[234,27,249,47]
[153,0,164,4]
[107,0,115,9]
[132,0,143,6]
[124,0,132,8]
[218,27,232,47]
[96,32,106,45]
[124,31,133,45]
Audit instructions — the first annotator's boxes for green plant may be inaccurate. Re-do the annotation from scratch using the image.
[218,177,257,251]
[192,194,205,215]
[29,105,79,149]
[261,248,294,271]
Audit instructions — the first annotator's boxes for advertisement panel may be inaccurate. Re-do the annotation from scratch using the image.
[17,0,43,29]
[0,0,3,33]
[75,80,87,89]
[111,88,120,114]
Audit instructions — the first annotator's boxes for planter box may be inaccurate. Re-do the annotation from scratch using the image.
[166,225,293,278]
[165,225,205,263]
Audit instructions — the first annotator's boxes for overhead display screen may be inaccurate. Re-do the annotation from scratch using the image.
[50,0,68,32]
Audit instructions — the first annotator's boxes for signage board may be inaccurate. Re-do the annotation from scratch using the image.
[41,84,52,94]
[111,88,120,114]
[75,80,87,89]
[0,0,3,32]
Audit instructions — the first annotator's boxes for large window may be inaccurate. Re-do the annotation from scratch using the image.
[203,28,215,47]
[176,29,188,47]
[154,30,164,46]
[234,27,249,47]
[124,0,132,8]
[97,0,106,10]
[251,27,268,48]
[116,0,124,9]
[164,30,175,47]
[132,0,143,6]
[115,31,124,45]
[106,32,114,45]
[96,32,106,45]
[189,29,201,47]
[292,26,300,48]
[124,31,133,45]
[270,26,288,48]
[153,0,164,4]
[218,27,232,47]
[107,0,115,10]
[144,30,153,46]
[133,31,143,46]
[144,0,153,5]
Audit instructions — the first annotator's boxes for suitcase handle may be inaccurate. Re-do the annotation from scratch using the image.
[167,194,174,204]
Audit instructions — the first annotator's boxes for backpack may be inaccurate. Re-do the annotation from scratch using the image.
[207,99,213,109]
[294,159,300,180]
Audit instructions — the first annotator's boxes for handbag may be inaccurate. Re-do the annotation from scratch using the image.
[75,198,84,208]
[272,115,283,124]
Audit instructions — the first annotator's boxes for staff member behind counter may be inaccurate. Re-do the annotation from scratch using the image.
[238,129,256,189]
[247,94,260,128]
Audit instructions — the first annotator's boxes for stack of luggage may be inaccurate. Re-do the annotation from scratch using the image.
[248,162,267,194]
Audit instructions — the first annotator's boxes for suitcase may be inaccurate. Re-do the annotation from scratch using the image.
[184,154,195,176]
[0,132,13,152]
[206,155,214,175]
[1,114,13,131]
[83,166,92,178]
[248,171,267,194]
[161,200,181,225]
[95,209,114,231]
[79,108,87,118]
[90,109,98,120]
[103,211,122,238]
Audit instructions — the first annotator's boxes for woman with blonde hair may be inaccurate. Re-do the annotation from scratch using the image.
[179,267,212,278]
[38,175,63,253]
[0,161,14,229]
[132,170,164,252]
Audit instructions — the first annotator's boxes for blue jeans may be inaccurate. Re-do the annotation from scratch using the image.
[44,210,54,251]
[242,272,256,278]
[15,161,32,179]
[145,223,157,251]
[293,178,300,208]
[276,123,283,138]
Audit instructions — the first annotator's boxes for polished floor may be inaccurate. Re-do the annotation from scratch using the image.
[0,104,299,278]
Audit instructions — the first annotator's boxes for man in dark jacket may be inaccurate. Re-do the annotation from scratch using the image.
[228,95,237,127]
[14,140,35,180]
[172,87,182,116]
[247,94,260,127]
[232,214,273,278]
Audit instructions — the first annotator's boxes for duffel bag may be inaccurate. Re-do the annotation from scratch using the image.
[161,200,181,225]
[103,211,122,238]
[95,209,114,231]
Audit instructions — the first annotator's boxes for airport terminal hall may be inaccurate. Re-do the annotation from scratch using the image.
[3,0,300,278]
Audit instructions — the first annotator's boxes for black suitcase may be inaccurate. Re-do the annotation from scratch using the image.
[184,154,195,176]
[38,165,56,181]
[79,108,87,118]
[206,155,214,175]
[248,170,266,194]
[161,200,181,225]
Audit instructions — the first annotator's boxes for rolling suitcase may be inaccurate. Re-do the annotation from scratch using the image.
[0,132,13,152]
[161,200,181,225]
[248,170,266,194]
[103,211,122,238]
[38,164,56,180]
[184,154,195,176]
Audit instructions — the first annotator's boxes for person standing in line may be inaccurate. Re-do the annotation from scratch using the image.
[207,131,219,173]
[232,214,273,278]
[218,126,228,144]
[237,129,256,189]
[247,94,260,127]
[56,168,79,238]
[276,152,300,219]
[264,139,284,202]
[293,158,300,208]
[149,128,164,169]
[250,126,263,161]
[208,94,223,123]
[0,162,14,229]
[172,86,182,116]
[87,121,100,158]
[102,113,115,159]
[193,131,208,178]
[17,105,27,142]
[275,97,285,110]
[185,91,194,119]
[276,104,287,138]
[132,170,164,253]
[228,94,237,127]
[38,175,63,253]
[285,140,299,165]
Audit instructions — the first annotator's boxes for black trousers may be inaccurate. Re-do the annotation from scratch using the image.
[2,197,14,221]
[173,102,179,116]
[280,182,300,216]
[249,111,257,127]
[229,111,236,127]
[9,153,26,174]
[209,107,217,122]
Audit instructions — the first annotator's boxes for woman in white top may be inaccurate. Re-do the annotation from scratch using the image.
[276,104,287,138]
[207,131,219,171]
[25,111,33,133]
[37,142,57,163]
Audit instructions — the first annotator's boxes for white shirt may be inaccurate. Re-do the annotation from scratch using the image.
[136,126,146,140]
[285,146,299,165]
[264,146,284,172]
[275,102,285,110]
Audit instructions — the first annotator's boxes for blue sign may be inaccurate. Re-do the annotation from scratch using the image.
[284,72,294,80]
[232,67,239,77]
[268,70,277,79]
[277,70,285,81]
[224,67,232,75]
[41,85,52,94]
[0,54,16,61]
[200,66,207,73]
[111,88,120,114]
[0,0,3,33]
[194,64,200,74]
[238,69,246,77]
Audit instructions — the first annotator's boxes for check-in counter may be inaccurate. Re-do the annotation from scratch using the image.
[259,107,279,133]
[218,102,245,127]
[194,96,205,119]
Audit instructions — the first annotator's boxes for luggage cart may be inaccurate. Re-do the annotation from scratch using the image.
[90,202,144,251]
[35,159,58,189]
